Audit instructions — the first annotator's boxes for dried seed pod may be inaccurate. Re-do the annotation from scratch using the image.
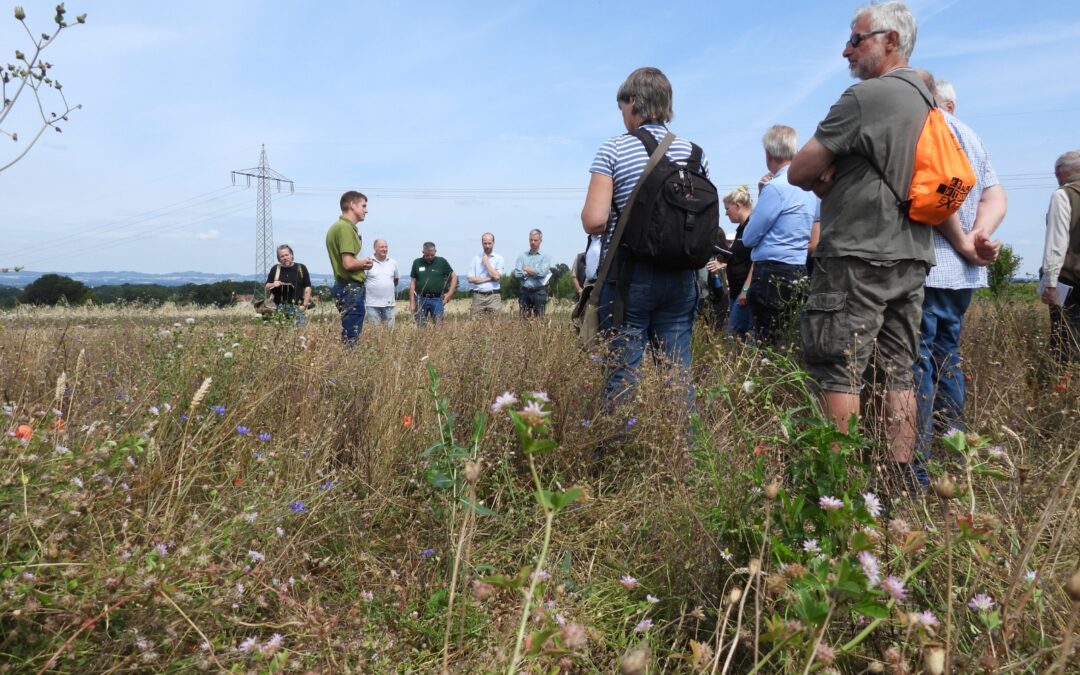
[932,474,957,499]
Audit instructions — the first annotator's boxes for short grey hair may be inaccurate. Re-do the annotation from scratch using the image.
[616,67,674,124]
[934,79,956,107]
[853,1,917,59]
[529,229,543,239]
[276,244,294,255]
[762,125,798,162]
[1056,151,1080,180]
[422,241,436,250]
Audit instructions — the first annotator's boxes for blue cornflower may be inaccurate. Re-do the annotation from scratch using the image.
[252,450,263,459]
[290,500,307,513]
[581,419,591,427]
[179,414,189,422]
[625,417,638,430]
[236,425,251,435]
[211,405,226,416]
[258,432,272,442]
[321,480,335,491]
[421,548,436,558]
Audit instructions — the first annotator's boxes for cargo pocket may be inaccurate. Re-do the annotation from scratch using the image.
[800,292,848,363]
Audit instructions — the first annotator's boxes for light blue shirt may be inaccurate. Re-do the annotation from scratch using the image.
[742,165,817,265]
[925,112,1000,290]
[513,250,551,289]
[469,252,504,292]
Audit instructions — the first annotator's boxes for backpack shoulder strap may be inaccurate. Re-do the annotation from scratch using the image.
[630,127,661,155]
[687,143,704,173]
[273,265,281,282]
[860,72,935,211]
[884,71,935,110]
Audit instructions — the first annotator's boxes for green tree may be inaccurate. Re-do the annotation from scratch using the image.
[987,243,1022,299]
[20,273,94,305]
[2,4,86,173]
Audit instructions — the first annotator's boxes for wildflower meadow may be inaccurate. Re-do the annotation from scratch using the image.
[1,298,1078,673]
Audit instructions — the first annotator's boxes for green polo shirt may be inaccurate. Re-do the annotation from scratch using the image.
[411,256,454,295]
[325,216,365,283]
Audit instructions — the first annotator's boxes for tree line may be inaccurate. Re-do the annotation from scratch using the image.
[1,264,577,309]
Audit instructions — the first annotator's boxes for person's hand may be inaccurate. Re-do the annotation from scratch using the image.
[738,289,749,306]
[973,233,1001,264]
[1042,286,1059,306]
[811,166,836,197]
[524,266,535,276]
[357,256,374,270]
[443,294,452,305]
[758,172,775,194]
[705,259,725,273]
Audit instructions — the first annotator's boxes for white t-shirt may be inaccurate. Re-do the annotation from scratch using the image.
[365,257,399,307]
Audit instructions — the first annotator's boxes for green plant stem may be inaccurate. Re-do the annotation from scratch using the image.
[442,482,476,673]
[942,497,954,675]
[507,454,556,675]
[838,549,943,655]
[744,636,796,675]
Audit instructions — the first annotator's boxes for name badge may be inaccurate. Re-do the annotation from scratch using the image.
[419,266,426,272]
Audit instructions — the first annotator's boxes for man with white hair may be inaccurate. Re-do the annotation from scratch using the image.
[1040,150,1080,363]
[741,124,817,345]
[934,79,956,114]
[912,71,1007,475]
[788,1,936,485]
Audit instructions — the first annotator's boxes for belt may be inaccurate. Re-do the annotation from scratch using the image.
[420,293,441,298]
[472,290,497,295]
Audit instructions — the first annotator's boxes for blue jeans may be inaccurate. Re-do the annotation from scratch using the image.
[748,261,805,346]
[519,288,547,319]
[278,305,306,326]
[727,297,754,339]
[913,286,973,458]
[598,260,698,404]
[416,295,444,326]
[366,305,396,327]
[332,281,366,344]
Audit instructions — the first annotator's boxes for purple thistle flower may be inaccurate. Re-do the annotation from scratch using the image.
[238,636,258,653]
[862,492,882,518]
[236,425,250,435]
[818,495,844,511]
[290,500,306,513]
[914,610,940,627]
[258,432,272,442]
[580,419,591,427]
[880,575,907,602]
[634,618,653,633]
[858,551,881,587]
[491,391,518,414]
[620,575,639,589]
[968,593,995,612]
[802,539,821,554]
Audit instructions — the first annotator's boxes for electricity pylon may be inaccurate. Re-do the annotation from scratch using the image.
[231,145,294,292]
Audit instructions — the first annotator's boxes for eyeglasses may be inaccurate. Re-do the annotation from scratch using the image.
[847,29,889,48]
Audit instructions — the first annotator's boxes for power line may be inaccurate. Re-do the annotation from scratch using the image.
[232,145,294,287]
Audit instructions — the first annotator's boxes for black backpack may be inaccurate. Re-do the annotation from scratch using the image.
[618,128,721,269]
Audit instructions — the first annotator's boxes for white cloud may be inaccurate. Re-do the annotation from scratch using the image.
[196,229,220,241]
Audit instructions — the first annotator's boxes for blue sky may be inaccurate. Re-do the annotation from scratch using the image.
[3,0,1078,279]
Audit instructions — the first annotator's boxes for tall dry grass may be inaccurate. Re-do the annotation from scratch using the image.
[0,298,1077,672]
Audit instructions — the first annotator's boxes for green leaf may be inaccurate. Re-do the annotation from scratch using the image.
[419,441,445,458]
[425,469,454,489]
[854,601,890,619]
[549,487,582,511]
[527,627,559,655]
[538,490,555,510]
[972,465,1009,480]
[526,439,557,455]
[458,496,497,517]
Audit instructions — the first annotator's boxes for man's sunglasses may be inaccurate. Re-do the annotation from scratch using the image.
[847,29,889,47]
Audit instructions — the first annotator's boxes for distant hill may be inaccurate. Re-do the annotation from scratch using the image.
[0,270,337,289]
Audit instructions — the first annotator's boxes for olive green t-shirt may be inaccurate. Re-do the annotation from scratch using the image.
[325,216,365,283]
[813,69,935,265]
[410,256,454,295]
